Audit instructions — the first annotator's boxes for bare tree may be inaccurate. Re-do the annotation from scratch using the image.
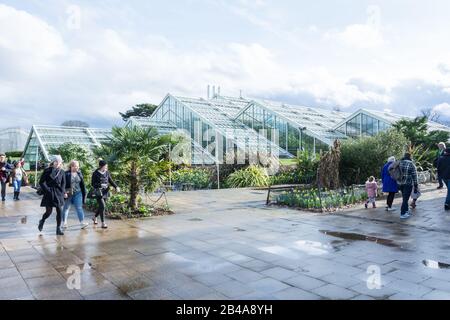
[420,107,441,122]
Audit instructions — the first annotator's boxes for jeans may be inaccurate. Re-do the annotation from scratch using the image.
[445,180,450,206]
[399,184,413,215]
[13,179,22,193]
[386,192,396,208]
[62,191,85,223]
[1,180,6,200]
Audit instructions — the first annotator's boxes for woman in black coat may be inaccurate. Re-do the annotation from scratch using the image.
[91,160,119,229]
[38,155,66,235]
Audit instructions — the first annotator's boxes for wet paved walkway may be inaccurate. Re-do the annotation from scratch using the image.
[1,185,450,300]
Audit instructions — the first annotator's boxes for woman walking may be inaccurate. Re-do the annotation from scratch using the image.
[11,161,27,200]
[381,156,399,211]
[38,155,66,235]
[91,160,119,229]
[62,160,88,229]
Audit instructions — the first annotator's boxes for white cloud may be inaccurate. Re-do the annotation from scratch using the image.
[433,103,450,117]
[325,5,384,49]
[0,2,449,128]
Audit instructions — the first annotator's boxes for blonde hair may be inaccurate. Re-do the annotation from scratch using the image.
[368,176,375,182]
[69,160,80,168]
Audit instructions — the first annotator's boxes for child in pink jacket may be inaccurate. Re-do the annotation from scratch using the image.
[365,176,378,209]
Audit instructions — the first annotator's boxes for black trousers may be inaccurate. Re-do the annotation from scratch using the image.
[95,198,107,223]
[41,206,62,228]
[386,192,396,208]
[1,181,6,200]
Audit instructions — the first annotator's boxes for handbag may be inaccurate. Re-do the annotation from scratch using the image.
[22,173,29,187]
[36,187,44,196]
[87,188,103,199]
[411,189,421,200]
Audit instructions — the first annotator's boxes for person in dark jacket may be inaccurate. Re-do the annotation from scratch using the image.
[38,155,66,235]
[91,160,119,229]
[437,147,450,210]
[381,156,399,211]
[0,153,13,202]
[435,142,446,189]
[62,160,88,229]
[398,152,419,220]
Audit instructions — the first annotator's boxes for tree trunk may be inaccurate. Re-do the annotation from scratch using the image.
[129,161,138,211]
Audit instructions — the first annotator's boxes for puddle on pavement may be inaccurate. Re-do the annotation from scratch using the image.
[293,240,331,256]
[188,218,203,222]
[55,262,92,272]
[234,227,246,232]
[320,230,401,248]
[422,259,450,269]
[20,216,27,224]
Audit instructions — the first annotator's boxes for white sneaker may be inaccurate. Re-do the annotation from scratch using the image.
[387,207,397,212]
[81,222,89,229]
[63,222,68,229]
[400,212,411,219]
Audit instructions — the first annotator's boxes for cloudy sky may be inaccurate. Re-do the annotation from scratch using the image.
[1,0,450,129]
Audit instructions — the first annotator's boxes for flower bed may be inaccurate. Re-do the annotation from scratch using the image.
[275,187,368,212]
[85,193,173,219]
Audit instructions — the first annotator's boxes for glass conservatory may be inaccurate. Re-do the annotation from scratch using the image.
[334,109,450,138]
[22,125,111,169]
[22,93,450,169]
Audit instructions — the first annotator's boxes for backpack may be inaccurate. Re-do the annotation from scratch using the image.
[388,160,402,183]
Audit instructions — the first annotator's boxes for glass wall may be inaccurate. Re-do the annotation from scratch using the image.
[340,113,392,138]
[238,103,330,156]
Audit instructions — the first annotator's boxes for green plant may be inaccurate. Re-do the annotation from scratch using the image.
[340,129,409,185]
[171,167,212,189]
[296,150,320,184]
[49,143,94,182]
[276,186,367,211]
[97,125,174,211]
[85,193,160,218]
[27,172,42,186]
[225,165,269,188]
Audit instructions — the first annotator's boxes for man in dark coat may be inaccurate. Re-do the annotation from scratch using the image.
[437,147,450,210]
[0,153,13,202]
[38,155,66,235]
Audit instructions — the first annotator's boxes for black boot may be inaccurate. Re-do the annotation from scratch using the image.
[13,192,18,200]
[16,192,20,201]
[56,226,64,236]
[38,219,45,232]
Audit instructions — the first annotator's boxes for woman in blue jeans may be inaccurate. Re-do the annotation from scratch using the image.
[11,161,27,200]
[62,160,88,229]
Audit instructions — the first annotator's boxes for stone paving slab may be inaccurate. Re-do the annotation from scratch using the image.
[1,186,450,300]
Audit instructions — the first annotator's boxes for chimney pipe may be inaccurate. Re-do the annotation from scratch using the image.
[218,86,221,96]
[212,85,216,98]
[207,85,210,99]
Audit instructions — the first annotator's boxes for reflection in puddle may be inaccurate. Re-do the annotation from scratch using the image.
[188,218,203,222]
[293,240,331,256]
[259,246,303,259]
[422,259,450,269]
[234,227,246,232]
[20,216,27,224]
[320,230,401,248]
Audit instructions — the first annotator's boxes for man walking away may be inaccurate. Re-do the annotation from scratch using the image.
[437,147,450,211]
[398,153,419,219]
[435,142,446,189]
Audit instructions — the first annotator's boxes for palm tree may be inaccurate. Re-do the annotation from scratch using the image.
[103,125,172,211]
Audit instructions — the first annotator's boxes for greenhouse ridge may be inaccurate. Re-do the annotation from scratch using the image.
[22,92,450,167]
